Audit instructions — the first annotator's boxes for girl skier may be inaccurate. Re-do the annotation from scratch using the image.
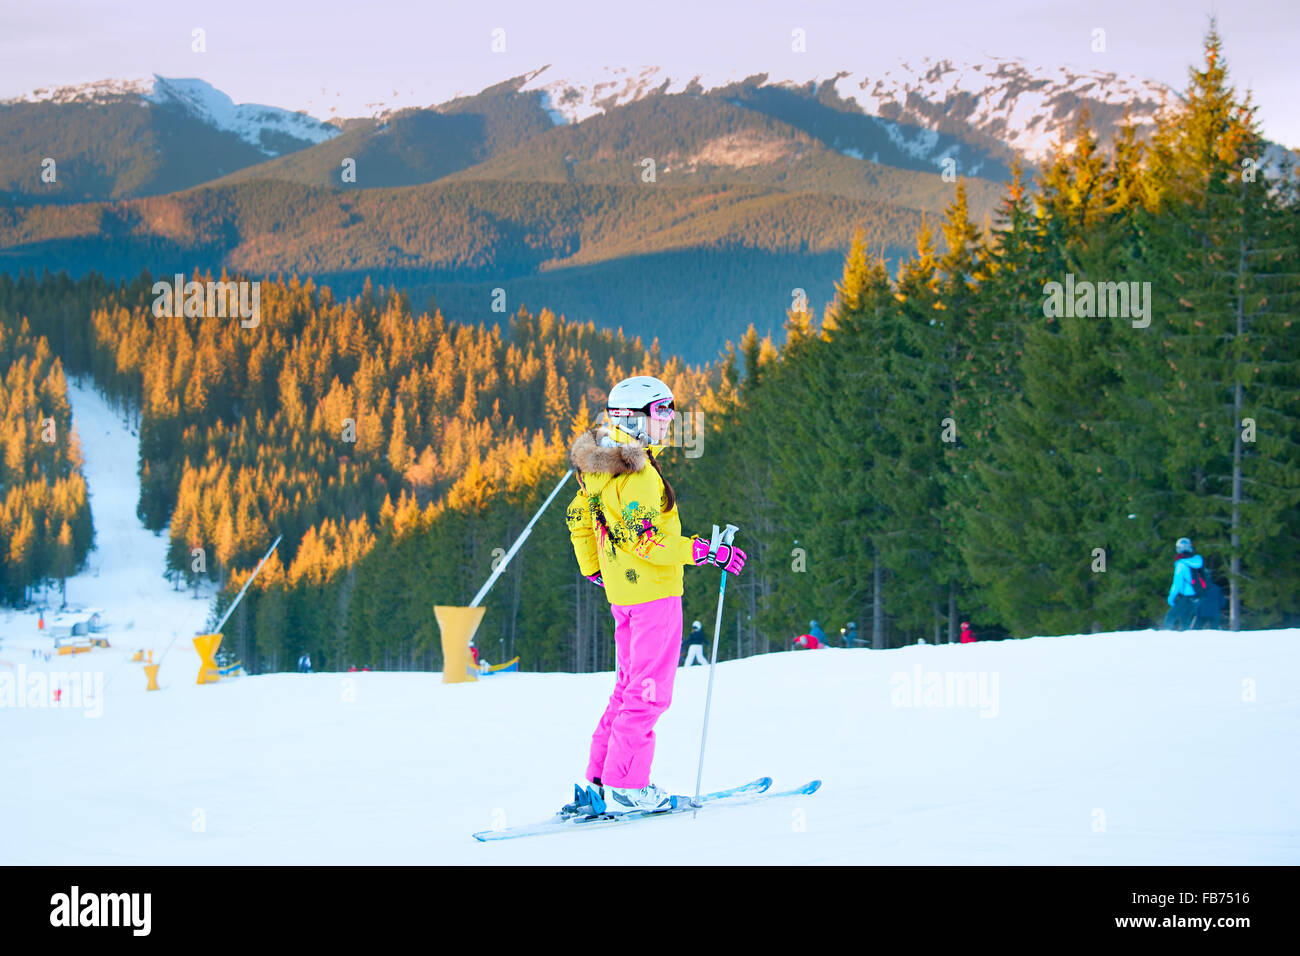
[561,375,746,814]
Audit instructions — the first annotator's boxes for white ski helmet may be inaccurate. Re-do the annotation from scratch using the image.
[607,375,673,414]
[605,375,674,440]
[1175,537,1193,554]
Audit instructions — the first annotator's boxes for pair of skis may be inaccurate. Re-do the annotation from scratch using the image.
[472,776,821,842]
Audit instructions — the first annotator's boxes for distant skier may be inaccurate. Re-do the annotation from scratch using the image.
[297,653,312,673]
[682,620,708,666]
[1162,537,1206,631]
[793,632,826,650]
[469,641,479,666]
[960,621,976,643]
[809,620,827,643]
[561,375,746,816]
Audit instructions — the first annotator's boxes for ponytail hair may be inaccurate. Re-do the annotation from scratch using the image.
[646,452,676,512]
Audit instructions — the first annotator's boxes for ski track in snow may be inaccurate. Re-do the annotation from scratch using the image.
[1,381,1297,864]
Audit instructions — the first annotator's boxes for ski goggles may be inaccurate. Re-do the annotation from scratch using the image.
[608,398,675,421]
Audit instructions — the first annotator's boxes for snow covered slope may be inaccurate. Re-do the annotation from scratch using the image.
[0,378,215,742]
[1,379,1295,865]
[2,623,1295,862]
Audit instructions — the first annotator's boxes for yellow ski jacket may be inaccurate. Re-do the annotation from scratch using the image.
[565,424,698,606]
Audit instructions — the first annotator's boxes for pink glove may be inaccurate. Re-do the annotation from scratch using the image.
[585,572,604,587]
[691,537,747,575]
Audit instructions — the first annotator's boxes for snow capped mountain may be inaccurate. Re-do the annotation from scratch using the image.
[847,58,1172,160]
[4,75,158,104]
[145,77,340,152]
[4,75,339,155]
[6,58,1176,168]
[515,57,1175,164]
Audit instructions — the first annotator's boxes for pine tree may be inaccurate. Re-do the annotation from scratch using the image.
[811,229,895,645]
[1128,22,1300,627]
[964,109,1158,633]
[864,221,957,642]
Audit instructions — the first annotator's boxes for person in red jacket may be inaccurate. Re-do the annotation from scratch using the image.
[793,633,825,650]
[960,621,976,643]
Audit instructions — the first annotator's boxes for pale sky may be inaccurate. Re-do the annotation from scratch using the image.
[2,0,1297,145]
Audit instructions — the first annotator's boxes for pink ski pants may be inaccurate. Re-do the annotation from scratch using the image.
[585,594,683,789]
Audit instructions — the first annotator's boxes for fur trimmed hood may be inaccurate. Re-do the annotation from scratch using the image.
[562,424,692,606]
[569,425,651,477]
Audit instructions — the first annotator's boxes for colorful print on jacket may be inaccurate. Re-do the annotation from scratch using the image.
[565,424,698,606]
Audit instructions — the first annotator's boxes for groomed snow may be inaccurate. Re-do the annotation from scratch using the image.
[1,381,1295,864]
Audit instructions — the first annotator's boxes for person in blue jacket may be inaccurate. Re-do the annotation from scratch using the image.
[1162,537,1203,631]
[809,620,827,644]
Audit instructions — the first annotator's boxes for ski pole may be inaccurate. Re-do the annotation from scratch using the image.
[693,523,738,812]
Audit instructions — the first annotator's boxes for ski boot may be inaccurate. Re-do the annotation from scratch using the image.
[607,782,674,813]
